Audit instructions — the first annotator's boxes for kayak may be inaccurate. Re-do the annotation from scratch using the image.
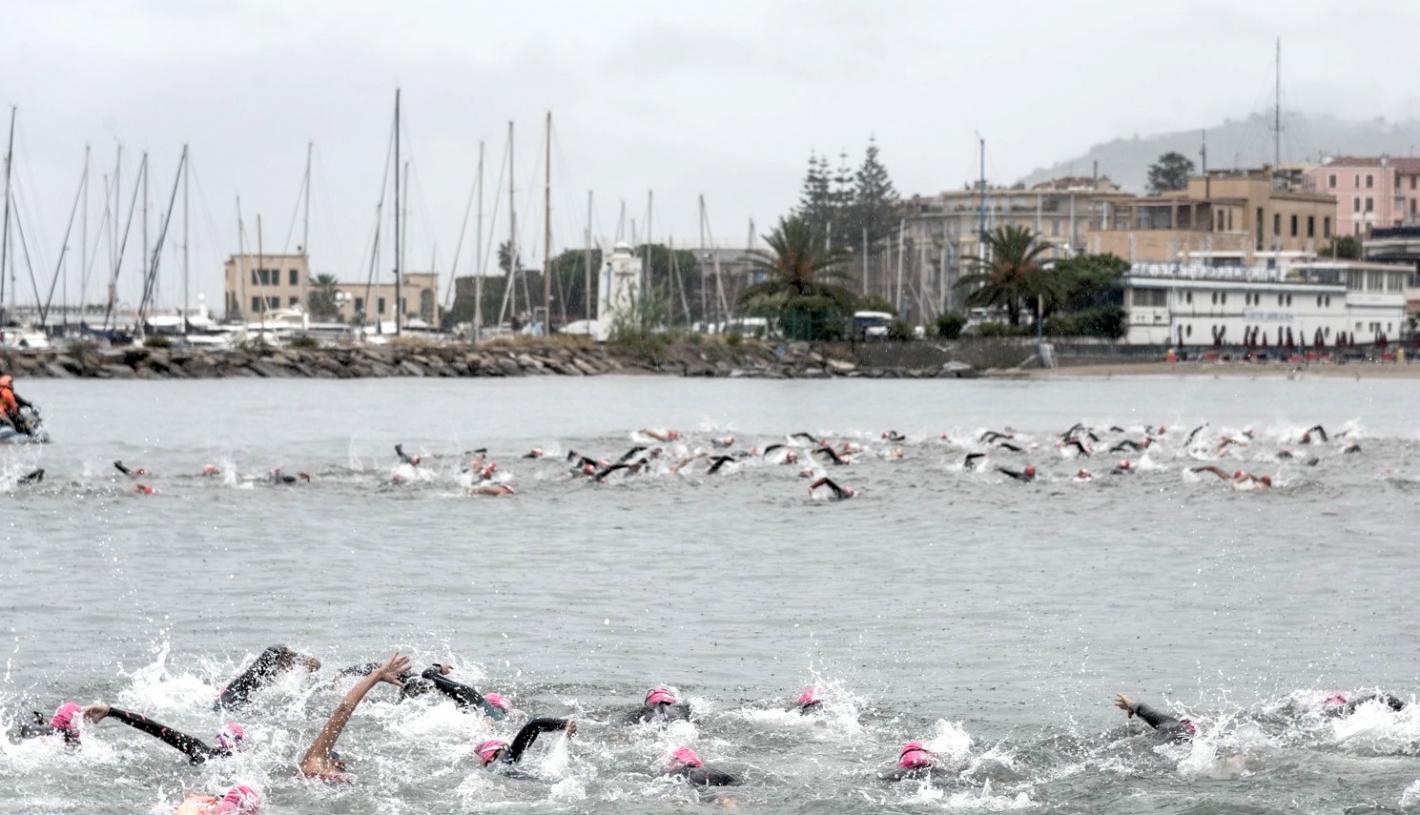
[0,407,49,444]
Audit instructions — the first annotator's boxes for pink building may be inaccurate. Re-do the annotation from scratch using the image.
[1307,156,1420,239]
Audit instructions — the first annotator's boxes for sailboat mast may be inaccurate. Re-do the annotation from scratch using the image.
[474,140,483,342]
[508,120,516,322]
[302,140,311,309]
[140,150,149,329]
[394,89,402,336]
[584,189,592,323]
[697,195,706,326]
[182,143,190,327]
[78,144,88,329]
[542,110,552,334]
[1,106,15,323]
[1273,38,1281,169]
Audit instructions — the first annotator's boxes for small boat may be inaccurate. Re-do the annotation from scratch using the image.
[0,406,50,444]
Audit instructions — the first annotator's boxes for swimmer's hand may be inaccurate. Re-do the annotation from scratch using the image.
[432,662,454,676]
[303,656,322,672]
[370,651,411,687]
[1113,694,1135,717]
[564,720,578,737]
[83,703,111,723]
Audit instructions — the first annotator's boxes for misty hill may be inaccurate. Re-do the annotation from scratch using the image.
[1019,112,1420,193]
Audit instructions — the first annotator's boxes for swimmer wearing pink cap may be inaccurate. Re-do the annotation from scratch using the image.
[796,687,823,714]
[474,718,576,768]
[877,740,940,782]
[628,686,692,724]
[1114,693,1196,742]
[664,745,738,786]
[412,665,512,721]
[84,703,245,764]
[175,784,261,815]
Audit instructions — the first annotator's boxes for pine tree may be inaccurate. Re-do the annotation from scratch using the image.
[829,151,854,248]
[796,152,836,236]
[853,137,899,247]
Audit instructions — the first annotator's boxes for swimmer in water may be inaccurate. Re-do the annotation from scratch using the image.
[214,644,322,711]
[202,464,221,477]
[1343,442,1361,454]
[271,469,311,485]
[299,651,410,781]
[882,430,906,442]
[979,430,1013,444]
[17,467,43,485]
[640,428,681,443]
[664,746,738,786]
[627,686,692,724]
[173,784,261,815]
[1322,691,1408,717]
[712,435,736,448]
[474,718,576,770]
[1299,424,1329,444]
[1184,423,1208,446]
[394,444,421,466]
[82,704,245,764]
[997,465,1037,482]
[113,460,148,478]
[523,447,545,459]
[809,476,855,500]
[963,452,986,471]
[878,740,940,782]
[790,431,820,446]
[1190,465,1272,489]
[471,482,515,496]
[995,440,1024,453]
[1109,438,1149,453]
[12,701,83,745]
[812,446,849,466]
[795,687,823,714]
[1061,438,1091,457]
[706,455,737,474]
[1112,459,1133,475]
[1113,693,1196,742]
[407,666,511,720]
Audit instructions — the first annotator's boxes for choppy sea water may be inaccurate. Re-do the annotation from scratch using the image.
[1,375,1418,814]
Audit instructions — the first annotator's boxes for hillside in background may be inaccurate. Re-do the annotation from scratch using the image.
[1019,112,1420,193]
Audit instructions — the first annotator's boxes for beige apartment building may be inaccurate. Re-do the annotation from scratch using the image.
[223,253,439,325]
[223,253,311,320]
[1084,170,1337,264]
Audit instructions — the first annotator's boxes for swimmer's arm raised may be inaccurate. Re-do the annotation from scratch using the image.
[299,651,408,776]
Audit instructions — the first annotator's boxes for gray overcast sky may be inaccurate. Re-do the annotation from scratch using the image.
[5,0,1420,309]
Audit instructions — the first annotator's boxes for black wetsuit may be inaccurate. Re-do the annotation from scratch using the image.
[1063,440,1090,457]
[963,452,986,470]
[214,645,300,711]
[997,467,1034,482]
[415,668,507,720]
[626,701,692,724]
[113,461,135,477]
[493,717,571,766]
[395,444,417,464]
[791,432,818,445]
[1132,702,1192,742]
[14,712,77,745]
[672,764,738,786]
[1184,424,1207,445]
[706,456,734,474]
[813,446,847,465]
[996,441,1024,453]
[17,468,43,485]
[1110,439,1144,453]
[106,708,230,763]
[1330,693,1406,717]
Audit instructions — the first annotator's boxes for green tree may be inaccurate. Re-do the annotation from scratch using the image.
[739,214,856,340]
[796,152,834,235]
[306,273,342,322]
[1147,152,1195,194]
[852,137,899,246]
[1321,235,1362,259]
[1048,253,1127,315]
[954,225,1058,327]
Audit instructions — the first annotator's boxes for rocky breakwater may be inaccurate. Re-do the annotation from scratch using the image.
[0,338,971,380]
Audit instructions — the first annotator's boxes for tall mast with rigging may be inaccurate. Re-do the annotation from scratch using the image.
[393,89,402,336]
[542,110,552,334]
[1,106,15,324]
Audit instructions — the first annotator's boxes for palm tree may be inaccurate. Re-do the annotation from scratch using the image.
[307,273,342,322]
[738,215,856,339]
[954,225,1058,327]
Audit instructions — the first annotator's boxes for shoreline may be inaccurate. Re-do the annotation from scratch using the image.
[1035,360,1420,379]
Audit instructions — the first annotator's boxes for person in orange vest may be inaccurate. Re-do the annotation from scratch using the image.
[0,374,35,433]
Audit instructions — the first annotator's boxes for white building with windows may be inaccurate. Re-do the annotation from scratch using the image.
[1121,259,1408,347]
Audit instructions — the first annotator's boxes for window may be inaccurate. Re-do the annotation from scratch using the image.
[1412,176,1417,190]
[251,296,261,313]
[1365,197,1374,213]
[1211,292,1218,305]
[1286,294,1292,306]
[251,270,259,285]
[1221,292,1228,305]
[1307,215,1315,238]
[288,297,299,307]
[1315,295,1321,307]
[1273,213,1281,236]
[1354,174,1359,187]
[1366,174,1374,188]
[1329,174,1337,188]
[1325,295,1331,307]
[1353,197,1361,213]
[290,269,299,286]
[1216,211,1224,230]
[377,297,386,314]
[266,296,279,309]
[1324,217,1331,238]
[1412,200,1417,217]
[1131,289,1166,307]
[1276,294,1283,306]
[1185,291,1193,304]
[1290,214,1298,237]
[1186,324,1193,337]
[354,297,364,313]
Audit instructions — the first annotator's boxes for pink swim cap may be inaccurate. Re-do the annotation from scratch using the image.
[1179,718,1197,735]
[216,785,261,814]
[50,701,81,735]
[1323,692,1348,707]
[474,739,507,765]
[215,722,246,751]
[645,687,677,706]
[1023,465,1037,478]
[797,687,820,706]
[898,741,934,770]
[668,746,703,770]
[483,692,510,712]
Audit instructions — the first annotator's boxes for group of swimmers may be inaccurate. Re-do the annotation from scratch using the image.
[31,419,1362,500]
[12,641,1411,812]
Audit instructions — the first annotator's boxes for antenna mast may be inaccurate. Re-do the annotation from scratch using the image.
[394,89,402,336]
